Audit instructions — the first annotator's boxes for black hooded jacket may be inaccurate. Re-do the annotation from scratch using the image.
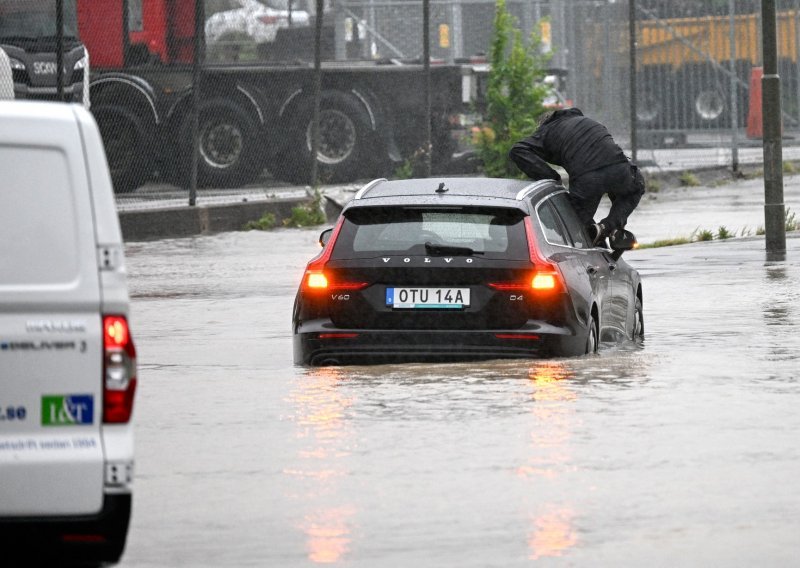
[509,108,628,183]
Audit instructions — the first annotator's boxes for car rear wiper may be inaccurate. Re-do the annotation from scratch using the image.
[424,242,484,256]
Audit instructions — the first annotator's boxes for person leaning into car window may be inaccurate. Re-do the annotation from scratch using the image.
[509,107,645,246]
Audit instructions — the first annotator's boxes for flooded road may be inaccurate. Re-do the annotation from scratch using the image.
[120,230,800,567]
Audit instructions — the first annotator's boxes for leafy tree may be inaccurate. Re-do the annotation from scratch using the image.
[476,0,552,177]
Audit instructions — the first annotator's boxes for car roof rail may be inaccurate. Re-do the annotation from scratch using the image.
[515,179,554,201]
[353,178,388,200]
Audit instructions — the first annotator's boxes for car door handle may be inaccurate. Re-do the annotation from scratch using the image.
[608,262,617,271]
[587,265,599,275]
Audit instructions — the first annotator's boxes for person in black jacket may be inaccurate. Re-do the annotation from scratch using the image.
[509,108,645,244]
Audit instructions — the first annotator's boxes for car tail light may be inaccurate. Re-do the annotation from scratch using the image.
[302,217,370,293]
[103,315,137,424]
[319,333,359,339]
[258,15,280,24]
[524,217,566,294]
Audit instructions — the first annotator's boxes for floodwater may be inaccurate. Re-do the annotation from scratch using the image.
[120,229,800,567]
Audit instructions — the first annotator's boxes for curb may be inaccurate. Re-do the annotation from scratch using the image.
[119,196,311,241]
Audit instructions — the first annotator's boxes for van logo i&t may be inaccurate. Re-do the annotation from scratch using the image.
[41,395,94,426]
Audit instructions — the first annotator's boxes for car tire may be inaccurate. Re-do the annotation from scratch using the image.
[585,314,599,354]
[278,91,374,185]
[178,98,262,189]
[633,296,644,342]
[93,104,152,194]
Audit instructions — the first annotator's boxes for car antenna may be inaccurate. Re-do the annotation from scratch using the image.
[435,182,448,193]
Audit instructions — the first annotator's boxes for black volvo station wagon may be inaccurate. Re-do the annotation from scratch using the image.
[293,177,643,365]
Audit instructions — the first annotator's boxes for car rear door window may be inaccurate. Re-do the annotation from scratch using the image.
[332,206,530,260]
[536,201,569,246]
[550,192,590,249]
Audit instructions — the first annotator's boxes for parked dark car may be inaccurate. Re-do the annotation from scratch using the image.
[293,177,643,365]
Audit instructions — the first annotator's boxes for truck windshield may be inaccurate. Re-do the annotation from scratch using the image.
[0,0,79,41]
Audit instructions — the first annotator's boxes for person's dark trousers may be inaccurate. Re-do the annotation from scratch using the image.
[567,161,644,231]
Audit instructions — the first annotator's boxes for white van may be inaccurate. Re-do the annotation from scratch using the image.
[0,102,136,566]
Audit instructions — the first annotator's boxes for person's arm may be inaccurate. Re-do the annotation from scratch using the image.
[509,133,562,183]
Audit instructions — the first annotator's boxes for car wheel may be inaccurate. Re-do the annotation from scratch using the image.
[633,296,644,342]
[278,91,374,184]
[585,315,598,355]
[93,104,152,193]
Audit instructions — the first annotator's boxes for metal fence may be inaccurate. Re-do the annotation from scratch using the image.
[7,0,800,206]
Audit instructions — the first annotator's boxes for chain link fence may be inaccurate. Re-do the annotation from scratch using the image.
[4,0,800,207]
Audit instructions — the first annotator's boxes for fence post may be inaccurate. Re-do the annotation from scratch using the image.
[423,0,432,177]
[57,0,64,101]
[761,0,786,257]
[629,0,637,163]
[189,0,205,207]
[729,0,739,173]
[311,0,325,188]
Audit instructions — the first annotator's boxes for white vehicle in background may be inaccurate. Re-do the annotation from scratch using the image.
[0,102,136,566]
[205,0,310,46]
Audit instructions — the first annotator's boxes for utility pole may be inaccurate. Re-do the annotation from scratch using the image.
[761,0,786,257]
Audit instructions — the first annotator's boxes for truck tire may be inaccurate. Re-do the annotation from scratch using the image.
[93,104,152,194]
[279,91,374,184]
[180,98,262,188]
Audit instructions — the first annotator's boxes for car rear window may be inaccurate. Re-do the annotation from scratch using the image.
[332,206,530,260]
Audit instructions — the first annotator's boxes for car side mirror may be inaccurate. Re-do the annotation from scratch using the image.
[609,230,637,260]
[319,228,333,248]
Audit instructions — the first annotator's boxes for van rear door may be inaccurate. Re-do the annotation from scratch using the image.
[0,104,104,516]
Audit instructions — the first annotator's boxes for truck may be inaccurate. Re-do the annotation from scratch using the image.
[0,0,89,105]
[627,9,798,142]
[3,0,467,192]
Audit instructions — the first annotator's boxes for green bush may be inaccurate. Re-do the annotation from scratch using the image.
[243,212,277,231]
[679,171,700,187]
[476,1,552,178]
[284,189,326,228]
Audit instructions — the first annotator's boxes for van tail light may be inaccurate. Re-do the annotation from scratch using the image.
[103,315,137,424]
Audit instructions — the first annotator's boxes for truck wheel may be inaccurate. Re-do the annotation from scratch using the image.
[93,104,152,194]
[694,84,726,124]
[281,91,373,184]
[182,98,262,188]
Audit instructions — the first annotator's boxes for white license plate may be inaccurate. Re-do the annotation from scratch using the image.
[385,287,470,309]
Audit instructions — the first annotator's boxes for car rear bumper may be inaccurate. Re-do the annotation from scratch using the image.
[0,493,131,565]
[294,319,586,365]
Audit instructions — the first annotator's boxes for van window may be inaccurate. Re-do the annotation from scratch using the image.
[0,146,79,286]
[332,206,530,260]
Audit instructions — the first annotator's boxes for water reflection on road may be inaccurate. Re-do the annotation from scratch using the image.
[120,230,800,567]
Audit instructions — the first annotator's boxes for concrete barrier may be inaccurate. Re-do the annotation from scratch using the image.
[119,196,311,241]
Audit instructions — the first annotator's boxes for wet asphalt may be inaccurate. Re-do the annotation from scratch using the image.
[118,178,799,566]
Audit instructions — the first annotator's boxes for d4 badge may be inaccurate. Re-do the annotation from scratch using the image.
[41,395,94,426]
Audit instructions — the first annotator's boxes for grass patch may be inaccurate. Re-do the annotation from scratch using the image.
[696,228,714,241]
[638,236,692,249]
[786,207,799,231]
[756,225,765,235]
[783,161,798,175]
[645,176,661,193]
[716,225,733,240]
[243,212,277,231]
[679,171,700,187]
